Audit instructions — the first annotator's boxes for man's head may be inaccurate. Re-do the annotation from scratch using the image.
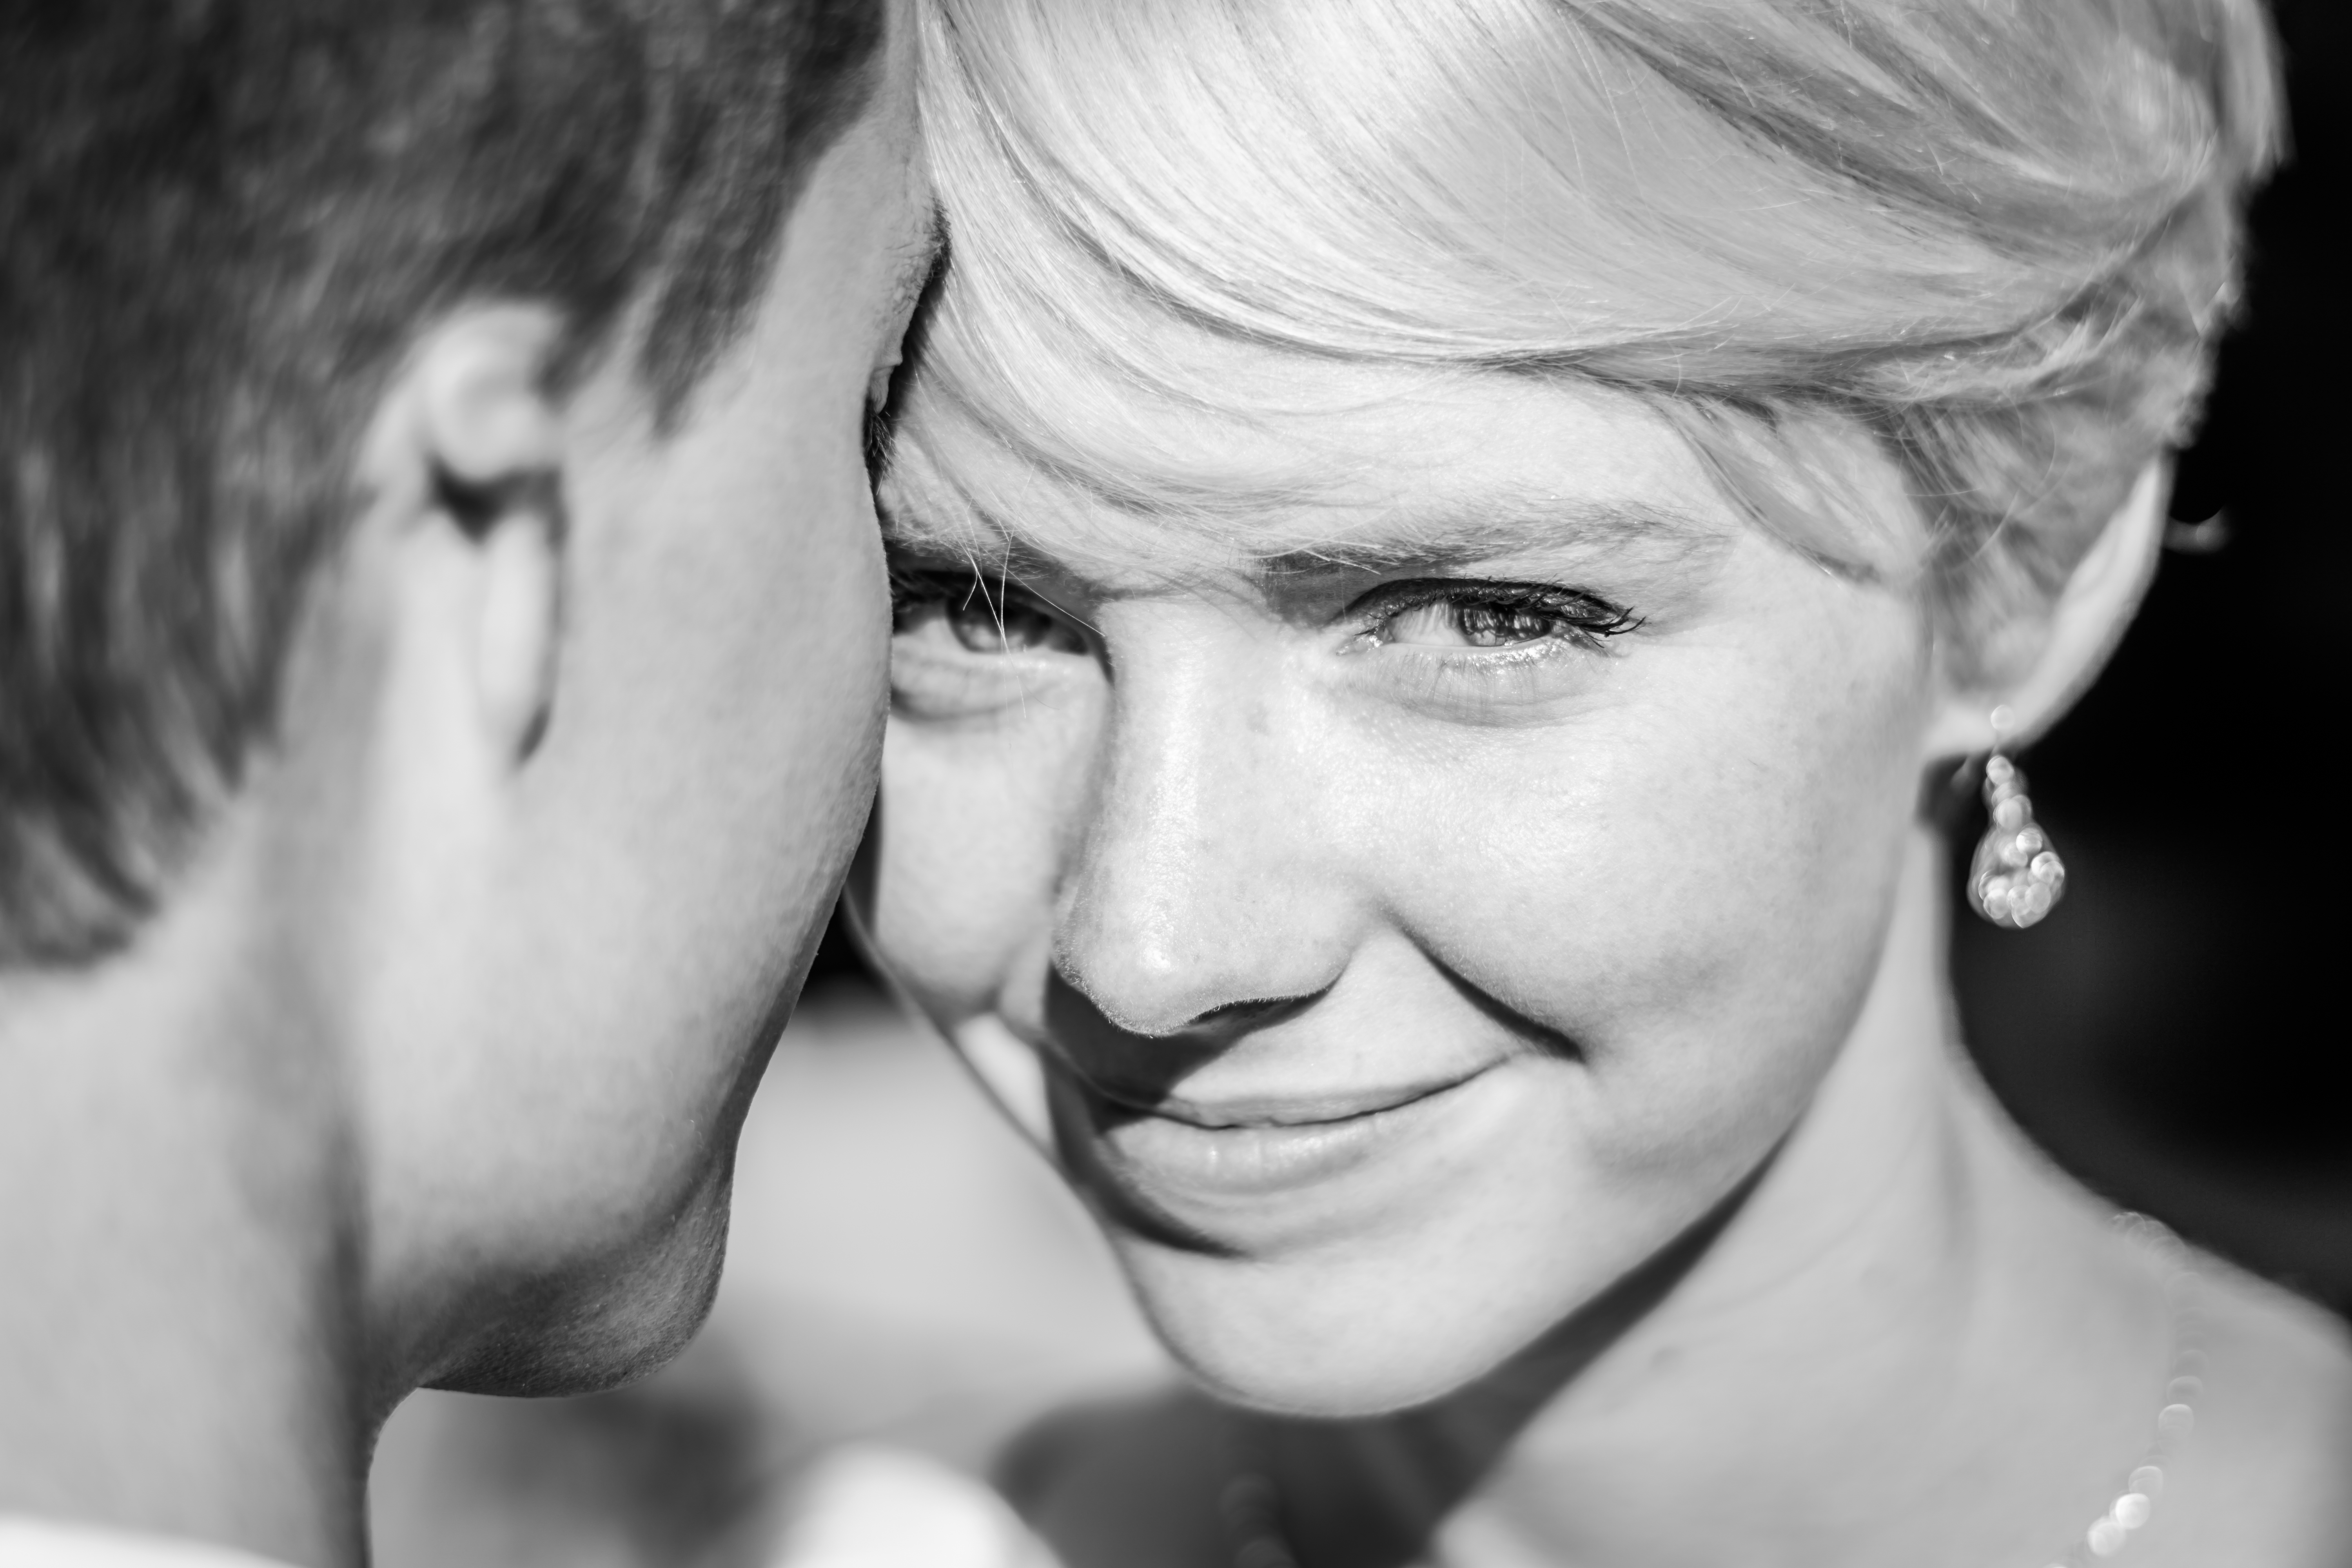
[2,0,932,1399]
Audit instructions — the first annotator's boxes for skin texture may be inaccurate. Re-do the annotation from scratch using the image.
[857,358,2352,1563]
[870,368,1935,1412]
[0,9,933,1564]
[333,62,935,1396]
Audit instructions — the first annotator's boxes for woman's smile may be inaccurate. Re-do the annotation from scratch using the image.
[1054,1057,1498,1207]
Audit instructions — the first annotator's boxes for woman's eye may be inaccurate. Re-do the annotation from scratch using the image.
[1365,582,1641,652]
[893,571,1090,656]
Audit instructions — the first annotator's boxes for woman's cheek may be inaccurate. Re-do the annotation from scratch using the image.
[1581,645,1921,1154]
[1369,604,1922,1164]
[867,706,1093,1022]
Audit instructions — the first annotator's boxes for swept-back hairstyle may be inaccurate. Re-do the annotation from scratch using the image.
[2,0,884,965]
[897,0,2279,681]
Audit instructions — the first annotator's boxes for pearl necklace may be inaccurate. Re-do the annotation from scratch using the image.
[1219,1214,2204,1568]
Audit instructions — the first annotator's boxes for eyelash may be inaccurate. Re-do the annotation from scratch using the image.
[888,564,965,624]
[1351,579,1644,656]
[889,566,1091,655]
[887,564,1644,710]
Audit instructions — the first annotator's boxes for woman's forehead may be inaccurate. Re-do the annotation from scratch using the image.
[887,357,1747,587]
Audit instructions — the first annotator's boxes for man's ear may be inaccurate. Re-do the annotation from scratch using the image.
[1922,459,2171,760]
[356,305,569,764]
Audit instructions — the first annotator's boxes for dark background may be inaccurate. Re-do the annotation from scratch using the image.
[1948,0,2350,1312]
[808,0,2350,1311]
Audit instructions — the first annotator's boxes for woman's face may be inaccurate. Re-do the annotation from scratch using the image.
[857,364,1940,1416]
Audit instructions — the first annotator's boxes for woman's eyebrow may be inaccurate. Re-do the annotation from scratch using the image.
[1253,494,1731,577]
[880,483,1733,597]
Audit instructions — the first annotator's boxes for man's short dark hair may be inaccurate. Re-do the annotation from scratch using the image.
[1,0,886,965]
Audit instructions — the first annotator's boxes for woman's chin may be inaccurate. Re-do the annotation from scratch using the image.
[1113,1243,1566,1419]
[1058,1061,1695,1417]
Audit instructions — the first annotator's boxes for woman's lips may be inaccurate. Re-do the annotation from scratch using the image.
[1059,1067,1486,1202]
[1090,1074,1466,1129]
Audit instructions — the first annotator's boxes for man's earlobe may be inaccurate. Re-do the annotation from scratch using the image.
[365,306,571,764]
[1924,459,2171,760]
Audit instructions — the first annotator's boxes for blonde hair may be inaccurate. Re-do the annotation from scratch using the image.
[895,0,2281,682]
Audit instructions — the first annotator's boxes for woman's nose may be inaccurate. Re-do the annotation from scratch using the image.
[1050,611,1358,1041]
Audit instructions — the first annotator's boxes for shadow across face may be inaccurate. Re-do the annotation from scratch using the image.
[1034,950,1590,1266]
[999,1151,1773,1568]
[1042,965,1323,1105]
[1258,1156,1763,1563]
[1039,966,1322,1260]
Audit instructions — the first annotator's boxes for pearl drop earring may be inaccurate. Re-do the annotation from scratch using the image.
[1970,705,2066,929]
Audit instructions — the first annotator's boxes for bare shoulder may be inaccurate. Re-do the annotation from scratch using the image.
[2160,1256,2352,1566]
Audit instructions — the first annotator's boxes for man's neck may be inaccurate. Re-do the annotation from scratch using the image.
[1281,826,2181,1567]
[0,869,367,1568]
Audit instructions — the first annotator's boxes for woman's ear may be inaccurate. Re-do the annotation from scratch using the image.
[357,305,569,766]
[1922,459,2171,760]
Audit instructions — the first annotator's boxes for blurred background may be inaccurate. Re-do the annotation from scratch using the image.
[1947,0,2350,1317]
[370,4,2349,1561]
[370,975,1169,1568]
